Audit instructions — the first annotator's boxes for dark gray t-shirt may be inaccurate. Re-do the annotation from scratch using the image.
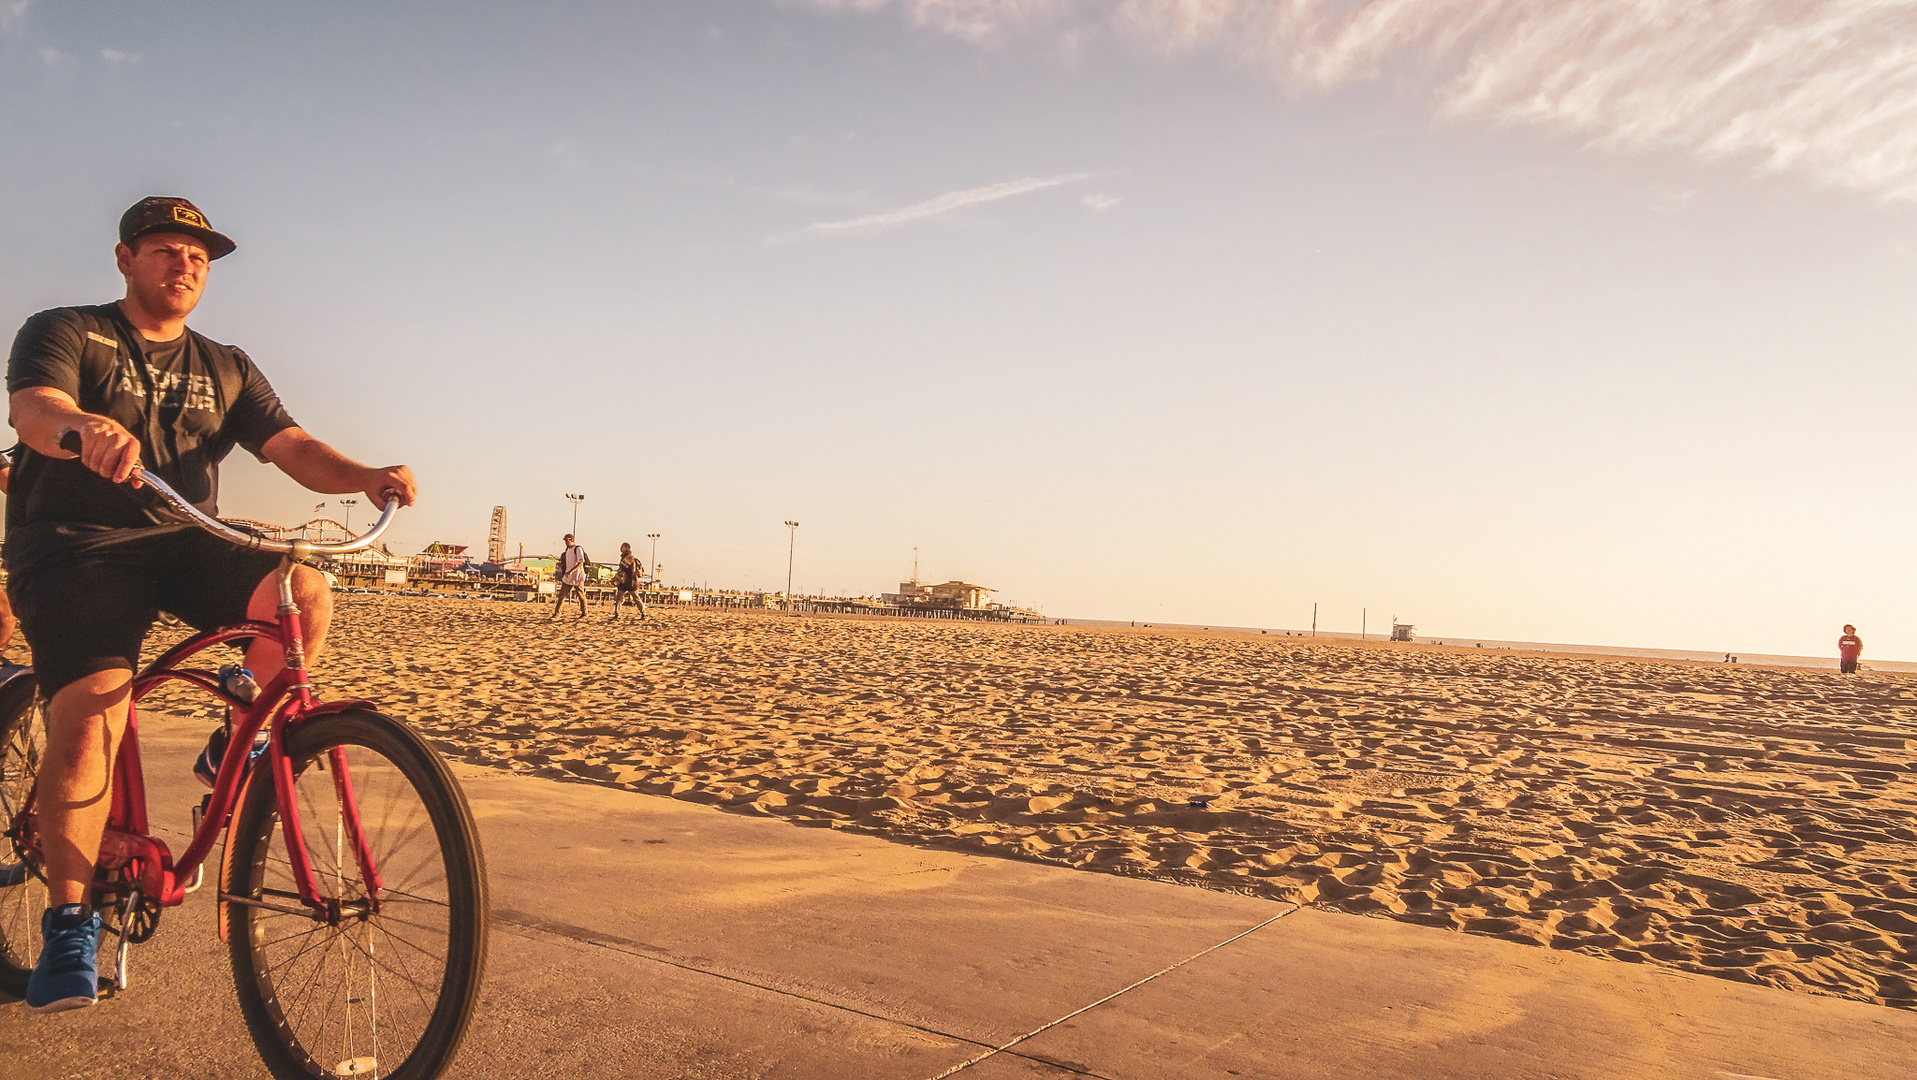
[6,303,298,529]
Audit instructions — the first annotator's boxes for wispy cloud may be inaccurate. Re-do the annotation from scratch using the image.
[805,0,1917,201]
[665,168,872,207]
[1648,185,1699,215]
[1082,191,1122,212]
[761,182,871,206]
[782,171,1098,239]
[797,0,1074,43]
[545,139,586,172]
[0,1,29,34]
[101,47,139,64]
[37,45,61,65]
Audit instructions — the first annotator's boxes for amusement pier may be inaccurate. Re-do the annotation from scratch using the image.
[224,506,1045,623]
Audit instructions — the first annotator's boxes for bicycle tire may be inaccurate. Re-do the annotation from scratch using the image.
[0,672,45,996]
[224,709,487,1080]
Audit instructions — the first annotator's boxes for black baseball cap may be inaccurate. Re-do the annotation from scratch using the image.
[118,196,237,260]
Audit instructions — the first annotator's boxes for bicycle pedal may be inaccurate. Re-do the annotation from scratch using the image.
[91,949,127,999]
[181,799,209,894]
[109,888,137,991]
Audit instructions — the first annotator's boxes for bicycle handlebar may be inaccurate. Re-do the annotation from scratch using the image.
[56,428,400,557]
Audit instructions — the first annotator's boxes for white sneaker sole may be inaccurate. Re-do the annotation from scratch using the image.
[26,992,98,1013]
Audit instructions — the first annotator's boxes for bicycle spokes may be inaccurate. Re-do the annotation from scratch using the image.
[227,712,484,1080]
[0,690,48,995]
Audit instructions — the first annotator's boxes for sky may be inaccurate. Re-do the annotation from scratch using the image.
[4,0,1917,658]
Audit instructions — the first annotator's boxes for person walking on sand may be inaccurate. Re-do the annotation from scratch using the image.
[608,541,647,621]
[1839,624,1864,675]
[548,533,589,619]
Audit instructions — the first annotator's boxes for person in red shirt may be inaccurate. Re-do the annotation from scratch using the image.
[1839,625,1863,674]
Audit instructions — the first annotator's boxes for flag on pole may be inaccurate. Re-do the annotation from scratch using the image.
[315,502,326,511]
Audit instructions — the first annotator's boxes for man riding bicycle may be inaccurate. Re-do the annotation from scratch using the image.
[5,196,416,1012]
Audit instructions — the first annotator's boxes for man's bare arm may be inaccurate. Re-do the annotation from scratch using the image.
[8,387,142,483]
[259,427,418,508]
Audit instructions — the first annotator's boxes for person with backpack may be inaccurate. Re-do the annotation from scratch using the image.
[609,540,648,620]
[548,533,590,619]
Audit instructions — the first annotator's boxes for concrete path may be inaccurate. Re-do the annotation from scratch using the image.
[5,711,1915,1079]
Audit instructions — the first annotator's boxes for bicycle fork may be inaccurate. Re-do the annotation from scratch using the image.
[261,554,383,916]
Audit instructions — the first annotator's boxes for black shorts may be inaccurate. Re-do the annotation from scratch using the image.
[3,522,281,699]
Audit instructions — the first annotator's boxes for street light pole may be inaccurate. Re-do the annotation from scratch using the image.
[783,520,799,611]
[338,498,358,534]
[564,493,585,535]
[646,533,660,583]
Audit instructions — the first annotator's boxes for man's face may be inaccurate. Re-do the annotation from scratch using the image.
[117,232,211,320]
[564,535,574,545]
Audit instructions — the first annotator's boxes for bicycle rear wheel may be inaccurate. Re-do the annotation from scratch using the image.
[0,672,45,997]
[224,709,487,1080]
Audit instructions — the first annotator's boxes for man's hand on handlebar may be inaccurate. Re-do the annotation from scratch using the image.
[56,420,144,487]
[362,465,418,510]
[47,419,405,555]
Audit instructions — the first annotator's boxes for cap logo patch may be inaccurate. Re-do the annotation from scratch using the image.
[171,205,208,228]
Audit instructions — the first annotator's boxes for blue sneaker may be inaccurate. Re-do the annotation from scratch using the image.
[194,724,268,789]
[26,904,100,1012]
[193,726,229,788]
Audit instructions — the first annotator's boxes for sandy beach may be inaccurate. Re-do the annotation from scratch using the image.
[126,596,1917,1009]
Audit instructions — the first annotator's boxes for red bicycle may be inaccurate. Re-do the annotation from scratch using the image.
[0,463,487,1080]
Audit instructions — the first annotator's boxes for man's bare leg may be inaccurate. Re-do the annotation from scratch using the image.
[0,590,17,654]
[37,670,133,906]
[238,564,333,710]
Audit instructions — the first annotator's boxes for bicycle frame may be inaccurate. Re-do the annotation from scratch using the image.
[12,554,379,932]
[4,451,403,951]
[0,438,496,1079]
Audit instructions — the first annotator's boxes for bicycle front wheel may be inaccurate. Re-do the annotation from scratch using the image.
[0,672,45,997]
[224,709,488,1080]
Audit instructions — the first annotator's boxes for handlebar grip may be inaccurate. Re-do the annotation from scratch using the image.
[58,429,82,455]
